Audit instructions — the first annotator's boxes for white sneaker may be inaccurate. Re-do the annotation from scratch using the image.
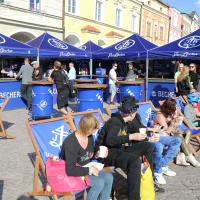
[162,166,176,176]
[154,173,166,184]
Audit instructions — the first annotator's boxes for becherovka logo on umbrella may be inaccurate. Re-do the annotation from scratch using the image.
[0,36,6,44]
[48,38,68,49]
[115,39,135,50]
[178,36,200,49]
[79,45,87,50]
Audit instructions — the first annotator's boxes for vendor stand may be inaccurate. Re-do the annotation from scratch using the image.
[76,75,91,79]
[74,79,97,84]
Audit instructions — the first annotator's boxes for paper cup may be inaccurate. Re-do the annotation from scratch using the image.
[139,128,146,134]
[99,146,108,158]
[177,116,183,125]
[154,133,160,138]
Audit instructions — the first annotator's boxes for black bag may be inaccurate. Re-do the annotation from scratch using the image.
[59,69,69,86]
[68,84,77,98]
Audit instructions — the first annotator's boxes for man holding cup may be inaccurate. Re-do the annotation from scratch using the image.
[95,96,164,200]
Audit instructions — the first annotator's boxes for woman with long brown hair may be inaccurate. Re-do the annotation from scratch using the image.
[177,65,192,97]
[189,63,198,90]
[155,98,200,167]
[174,63,184,95]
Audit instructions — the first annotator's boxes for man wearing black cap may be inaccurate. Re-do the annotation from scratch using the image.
[96,96,164,200]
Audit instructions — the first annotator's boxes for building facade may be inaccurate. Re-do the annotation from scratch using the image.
[168,6,182,43]
[189,11,199,33]
[0,0,63,43]
[181,13,192,37]
[140,0,170,46]
[64,0,142,47]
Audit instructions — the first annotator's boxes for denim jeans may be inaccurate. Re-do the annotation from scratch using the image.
[69,80,75,102]
[20,84,32,109]
[87,170,113,200]
[149,136,181,174]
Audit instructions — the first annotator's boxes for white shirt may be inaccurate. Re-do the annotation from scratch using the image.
[109,68,117,84]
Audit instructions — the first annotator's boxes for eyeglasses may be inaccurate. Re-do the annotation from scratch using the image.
[190,66,195,68]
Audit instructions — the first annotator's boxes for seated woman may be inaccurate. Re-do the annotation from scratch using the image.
[61,114,113,200]
[156,98,200,167]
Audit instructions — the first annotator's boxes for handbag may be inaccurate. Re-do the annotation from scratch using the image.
[140,155,155,200]
[109,76,118,87]
[46,156,90,194]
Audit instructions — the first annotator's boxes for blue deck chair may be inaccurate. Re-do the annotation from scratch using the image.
[0,97,16,139]
[106,106,121,117]
[26,116,93,200]
[159,96,200,157]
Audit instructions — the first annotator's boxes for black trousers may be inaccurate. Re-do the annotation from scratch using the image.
[114,142,153,200]
[20,84,32,109]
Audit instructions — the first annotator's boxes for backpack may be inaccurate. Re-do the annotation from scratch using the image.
[58,69,69,86]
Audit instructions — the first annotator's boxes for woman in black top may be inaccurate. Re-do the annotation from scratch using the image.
[189,63,198,90]
[61,114,113,200]
[177,65,191,97]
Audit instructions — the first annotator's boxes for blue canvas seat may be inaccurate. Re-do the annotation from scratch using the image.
[0,97,16,139]
[159,96,200,156]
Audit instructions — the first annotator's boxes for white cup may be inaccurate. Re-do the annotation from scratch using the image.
[139,128,146,134]
[177,116,183,125]
[154,133,160,138]
[99,146,108,158]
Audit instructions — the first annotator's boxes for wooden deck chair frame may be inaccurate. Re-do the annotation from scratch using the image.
[68,109,127,195]
[0,96,16,139]
[159,96,200,157]
[25,115,89,200]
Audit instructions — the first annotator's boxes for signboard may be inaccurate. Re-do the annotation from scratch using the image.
[153,60,172,76]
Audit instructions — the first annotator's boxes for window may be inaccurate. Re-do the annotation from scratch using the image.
[174,34,176,41]
[0,0,4,3]
[115,9,121,27]
[68,0,76,14]
[30,0,41,11]
[170,33,173,42]
[147,22,151,37]
[95,1,102,21]
[160,27,163,40]
[160,7,162,12]
[131,15,137,32]
[154,25,158,39]
[148,1,151,6]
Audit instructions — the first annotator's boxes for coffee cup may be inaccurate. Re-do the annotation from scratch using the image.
[177,116,183,125]
[139,128,146,134]
[99,146,108,158]
[154,133,160,138]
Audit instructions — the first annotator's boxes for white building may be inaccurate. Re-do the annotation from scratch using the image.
[0,0,63,42]
[189,11,199,33]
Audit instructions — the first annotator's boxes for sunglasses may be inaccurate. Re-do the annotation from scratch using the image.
[191,91,197,94]
[190,66,195,68]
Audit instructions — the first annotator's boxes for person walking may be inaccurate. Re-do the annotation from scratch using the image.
[31,61,43,80]
[16,58,33,110]
[109,63,118,105]
[68,62,76,102]
[174,63,184,96]
[48,61,70,116]
[189,63,198,90]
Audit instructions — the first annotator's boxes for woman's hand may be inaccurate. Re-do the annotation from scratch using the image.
[92,166,99,176]
[176,87,178,93]
[194,127,200,130]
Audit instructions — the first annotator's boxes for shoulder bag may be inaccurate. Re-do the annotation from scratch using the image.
[46,156,90,194]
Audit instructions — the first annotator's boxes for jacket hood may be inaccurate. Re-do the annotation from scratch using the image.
[111,111,125,125]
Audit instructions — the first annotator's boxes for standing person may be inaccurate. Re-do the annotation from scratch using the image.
[44,63,53,78]
[61,114,113,200]
[48,61,69,116]
[68,62,76,102]
[137,61,146,78]
[61,64,68,74]
[174,63,184,96]
[109,63,118,105]
[125,63,137,81]
[177,65,192,97]
[1,63,17,78]
[189,63,198,90]
[31,61,43,80]
[16,58,33,110]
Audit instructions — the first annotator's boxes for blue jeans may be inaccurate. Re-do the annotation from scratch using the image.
[87,170,113,200]
[149,136,181,174]
[69,80,75,102]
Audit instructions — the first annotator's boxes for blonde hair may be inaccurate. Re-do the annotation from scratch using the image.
[54,61,61,69]
[177,65,190,82]
[190,63,197,73]
[177,63,184,72]
[78,114,100,136]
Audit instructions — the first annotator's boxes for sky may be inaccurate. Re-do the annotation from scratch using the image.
[165,0,200,17]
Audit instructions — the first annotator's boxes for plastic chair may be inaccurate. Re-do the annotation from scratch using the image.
[0,97,16,139]
[159,96,200,157]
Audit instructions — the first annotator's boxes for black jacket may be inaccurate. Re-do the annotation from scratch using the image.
[189,71,198,90]
[177,76,191,95]
[95,112,148,166]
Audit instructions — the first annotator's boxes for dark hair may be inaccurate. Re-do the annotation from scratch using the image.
[54,61,61,69]
[160,98,176,118]
[24,58,30,63]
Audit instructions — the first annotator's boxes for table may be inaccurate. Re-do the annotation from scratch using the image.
[76,75,91,79]
[28,81,56,120]
[73,84,107,113]
[74,79,97,84]
[118,81,144,101]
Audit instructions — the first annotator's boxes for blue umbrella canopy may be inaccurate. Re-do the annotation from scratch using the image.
[79,40,103,53]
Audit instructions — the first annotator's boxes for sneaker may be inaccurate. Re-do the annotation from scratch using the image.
[154,184,165,193]
[154,173,166,184]
[162,166,176,176]
[110,101,115,105]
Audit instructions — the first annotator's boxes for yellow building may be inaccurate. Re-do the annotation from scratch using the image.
[64,0,143,47]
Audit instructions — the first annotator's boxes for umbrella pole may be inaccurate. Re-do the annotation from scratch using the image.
[145,57,149,102]
[1,59,3,72]
[90,59,92,79]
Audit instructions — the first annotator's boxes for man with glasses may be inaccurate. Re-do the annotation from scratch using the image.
[109,63,118,105]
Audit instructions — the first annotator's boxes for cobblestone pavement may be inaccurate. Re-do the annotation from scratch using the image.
[1,102,200,200]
